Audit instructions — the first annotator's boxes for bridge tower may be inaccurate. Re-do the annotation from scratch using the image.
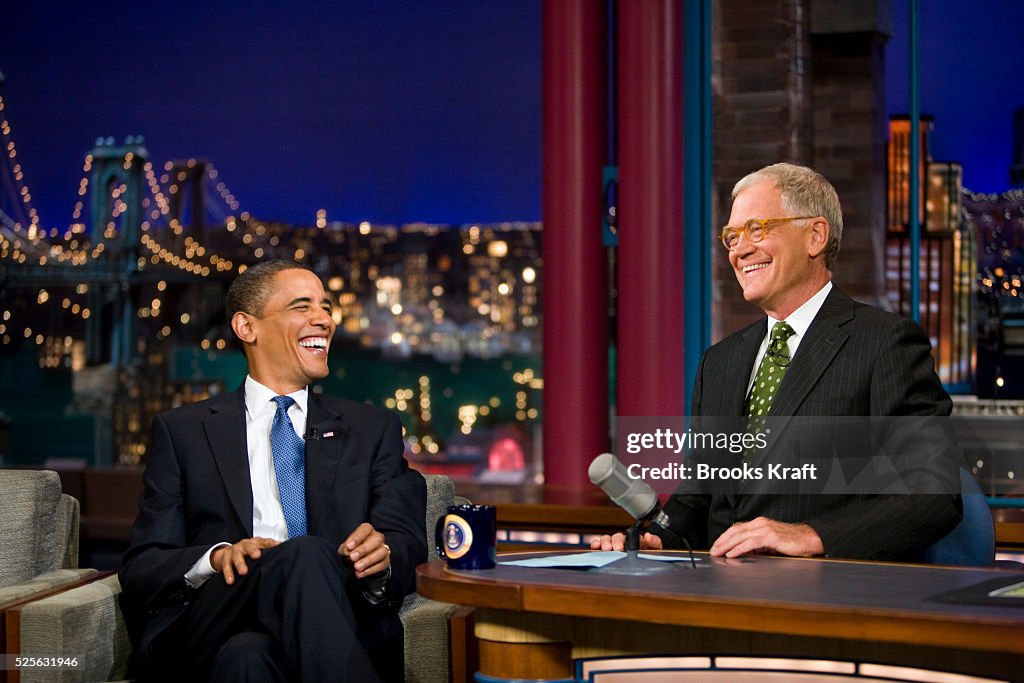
[166,158,210,247]
[89,136,149,254]
[85,137,149,367]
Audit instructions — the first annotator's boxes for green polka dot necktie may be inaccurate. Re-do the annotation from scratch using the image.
[744,321,796,418]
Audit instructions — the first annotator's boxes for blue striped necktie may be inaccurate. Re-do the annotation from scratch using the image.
[270,395,307,537]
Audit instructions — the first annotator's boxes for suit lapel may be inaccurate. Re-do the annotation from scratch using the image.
[303,393,349,537]
[711,320,764,416]
[204,389,254,537]
[770,287,854,417]
[712,322,763,508]
[757,287,854,456]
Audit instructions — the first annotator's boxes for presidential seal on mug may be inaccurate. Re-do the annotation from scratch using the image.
[443,514,473,559]
[435,504,497,570]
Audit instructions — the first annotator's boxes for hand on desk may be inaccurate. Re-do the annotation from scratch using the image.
[590,532,663,552]
[339,522,391,579]
[211,537,281,585]
[709,517,824,558]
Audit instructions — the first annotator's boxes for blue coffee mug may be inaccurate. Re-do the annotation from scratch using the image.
[434,504,497,570]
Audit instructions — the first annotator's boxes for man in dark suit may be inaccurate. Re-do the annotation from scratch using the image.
[120,260,426,682]
[594,163,961,561]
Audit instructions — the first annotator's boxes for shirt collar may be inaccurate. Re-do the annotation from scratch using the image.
[766,280,833,339]
[244,375,308,420]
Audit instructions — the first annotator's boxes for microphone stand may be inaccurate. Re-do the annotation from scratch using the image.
[591,520,678,576]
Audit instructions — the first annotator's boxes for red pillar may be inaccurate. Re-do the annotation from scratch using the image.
[617,0,685,417]
[542,0,609,486]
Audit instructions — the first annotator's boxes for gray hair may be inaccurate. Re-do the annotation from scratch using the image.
[732,163,843,270]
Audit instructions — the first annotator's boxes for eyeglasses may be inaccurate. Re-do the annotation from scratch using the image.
[719,216,818,251]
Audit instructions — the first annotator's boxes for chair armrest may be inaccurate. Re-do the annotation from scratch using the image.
[0,569,98,610]
[13,574,130,683]
[401,598,464,683]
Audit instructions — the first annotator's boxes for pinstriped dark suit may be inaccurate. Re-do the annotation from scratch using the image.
[656,286,962,561]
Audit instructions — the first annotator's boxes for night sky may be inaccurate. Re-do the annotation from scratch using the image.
[886,0,1024,192]
[1,1,1020,229]
[0,1,542,226]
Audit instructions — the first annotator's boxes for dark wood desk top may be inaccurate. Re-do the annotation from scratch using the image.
[459,482,1024,549]
[417,551,1024,655]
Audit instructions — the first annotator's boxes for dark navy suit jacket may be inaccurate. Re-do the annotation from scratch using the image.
[119,388,426,676]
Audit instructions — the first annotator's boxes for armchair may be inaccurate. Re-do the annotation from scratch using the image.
[0,469,111,683]
[8,472,464,683]
[0,469,94,600]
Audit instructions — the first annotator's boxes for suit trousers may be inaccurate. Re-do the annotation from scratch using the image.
[151,536,384,683]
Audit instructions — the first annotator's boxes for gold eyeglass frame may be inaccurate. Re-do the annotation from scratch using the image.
[719,215,818,251]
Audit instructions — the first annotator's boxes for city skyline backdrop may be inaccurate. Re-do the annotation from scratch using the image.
[0,0,1021,228]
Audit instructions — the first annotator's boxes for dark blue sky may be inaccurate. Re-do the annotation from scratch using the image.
[0,1,542,226]
[886,0,1024,193]
[1,1,1020,227]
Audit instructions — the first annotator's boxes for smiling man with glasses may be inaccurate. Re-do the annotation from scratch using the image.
[594,163,962,562]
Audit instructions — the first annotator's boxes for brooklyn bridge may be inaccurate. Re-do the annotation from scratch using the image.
[0,87,543,467]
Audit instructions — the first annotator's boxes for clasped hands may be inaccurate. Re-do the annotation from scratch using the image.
[590,516,824,558]
[210,522,391,585]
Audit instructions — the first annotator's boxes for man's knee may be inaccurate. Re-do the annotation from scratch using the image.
[211,631,286,682]
[262,535,344,577]
[275,535,336,559]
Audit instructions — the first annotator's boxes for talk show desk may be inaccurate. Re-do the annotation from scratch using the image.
[455,482,1024,553]
[416,551,1024,681]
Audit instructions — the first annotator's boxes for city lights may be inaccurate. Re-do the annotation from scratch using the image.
[1,85,546,469]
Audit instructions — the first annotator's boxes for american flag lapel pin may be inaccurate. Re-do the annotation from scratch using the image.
[323,431,335,439]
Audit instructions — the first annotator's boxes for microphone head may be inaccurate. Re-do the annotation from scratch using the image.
[588,452,658,520]
[588,452,615,484]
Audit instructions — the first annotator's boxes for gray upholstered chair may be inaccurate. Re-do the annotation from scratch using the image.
[0,469,95,603]
[1,469,129,683]
[401,473,469,683]
[10,472,463,683]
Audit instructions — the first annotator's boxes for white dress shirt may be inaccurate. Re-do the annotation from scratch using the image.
[745,281,833,396]
[245,377,308,541]
[184,377,307,587]
[183,377,389,601]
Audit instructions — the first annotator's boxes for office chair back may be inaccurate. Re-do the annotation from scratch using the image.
[917,467,994,566]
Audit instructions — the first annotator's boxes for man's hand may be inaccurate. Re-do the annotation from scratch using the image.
[211,537,281,585]
[339,522,390,579]
[590,532,663,552]
[709,517,824,558]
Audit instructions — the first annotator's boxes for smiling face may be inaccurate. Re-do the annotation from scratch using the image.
[727,179,831,320]
[232,268,336,394]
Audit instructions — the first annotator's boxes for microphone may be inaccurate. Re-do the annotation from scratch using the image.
[588,453,680,575]
[303,427,321,441]
[588,452,662,522]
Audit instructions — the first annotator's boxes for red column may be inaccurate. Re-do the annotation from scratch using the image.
[542,0,609,486]
[617,0,685,417]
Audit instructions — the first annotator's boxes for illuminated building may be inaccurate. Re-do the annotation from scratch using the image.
[965,186,1024,399]
[0,83,543,467]
[885,116,975,389]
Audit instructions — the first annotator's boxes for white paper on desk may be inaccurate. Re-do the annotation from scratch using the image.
[499,551,699,569]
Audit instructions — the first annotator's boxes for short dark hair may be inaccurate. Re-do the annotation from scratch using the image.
[225,260,310,320]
